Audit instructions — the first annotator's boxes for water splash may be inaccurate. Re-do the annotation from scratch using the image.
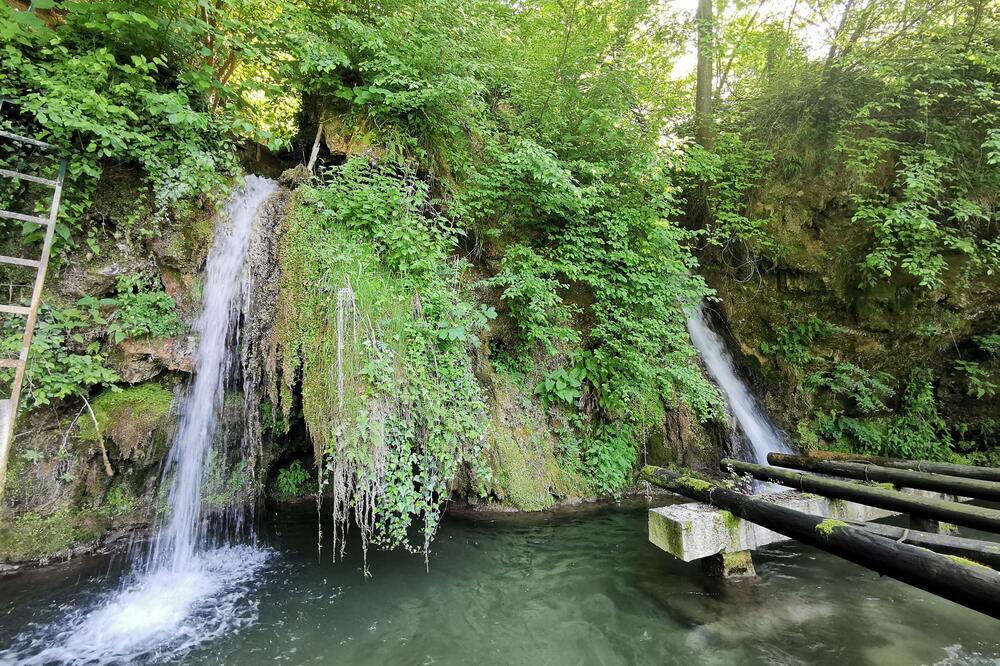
[1,176,278,664]
[686,302,793,466]
[5,546,270,665]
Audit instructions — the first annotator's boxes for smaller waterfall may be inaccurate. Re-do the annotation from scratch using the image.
[686,302,792,466]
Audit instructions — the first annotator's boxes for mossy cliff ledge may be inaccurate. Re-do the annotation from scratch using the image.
[245,161,728,552]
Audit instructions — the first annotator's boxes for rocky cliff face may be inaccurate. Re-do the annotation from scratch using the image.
[702,167,1000,460]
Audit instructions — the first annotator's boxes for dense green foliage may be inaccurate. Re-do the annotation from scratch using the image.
[2,0,998,557]
[107,274,184,342]
[699,0,1000,462]
[271,164,493,556]
[1,302,119,409]
[0,2,251,252]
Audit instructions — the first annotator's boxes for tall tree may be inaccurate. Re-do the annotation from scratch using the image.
[694,0,714,148]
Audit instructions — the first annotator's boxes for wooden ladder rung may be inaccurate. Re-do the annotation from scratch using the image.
[0,359,20,369]
[0,210,49,225]
[0,305,30,315]
[0,255,40,268]
[0,129,54,150]
[0,168,57,188]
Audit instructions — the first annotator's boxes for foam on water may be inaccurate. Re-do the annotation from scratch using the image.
[3,546,270,665]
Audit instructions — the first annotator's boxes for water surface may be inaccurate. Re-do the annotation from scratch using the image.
[2,505,998,665]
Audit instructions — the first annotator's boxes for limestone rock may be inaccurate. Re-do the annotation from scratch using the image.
[111,336,196,383]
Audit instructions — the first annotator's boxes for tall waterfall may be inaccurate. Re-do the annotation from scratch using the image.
[686,302,792,466]
[150,175,277,573]
[4,177,277,665]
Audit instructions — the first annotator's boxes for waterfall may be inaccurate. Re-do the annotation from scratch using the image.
[686,302,793,466]
[3,177,278,665]
[150,175,277,573]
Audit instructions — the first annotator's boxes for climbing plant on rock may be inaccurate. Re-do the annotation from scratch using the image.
[269,159,493,561]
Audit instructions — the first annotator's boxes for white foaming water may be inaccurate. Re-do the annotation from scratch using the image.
[686,302,793,466]
[7,546,270,665]
[1,176,277,665]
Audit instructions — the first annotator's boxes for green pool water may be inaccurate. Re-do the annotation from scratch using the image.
[2,504,998,665]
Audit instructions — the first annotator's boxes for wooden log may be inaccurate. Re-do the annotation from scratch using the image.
[767,453,1000,502]
[642,466,1000,619]
[845,520,1000,570]
[798,450,1000,483]
[721,459,1000,534]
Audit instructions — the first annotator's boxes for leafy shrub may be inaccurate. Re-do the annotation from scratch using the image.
[816,369,953,461]
[974,334,1000,356]
[805,363,894,413]
[107,274,184,342]
[838,55,1000,291]
[483,244,579,355]
[275,460,310,496]
[954,360,997,400]
[761,315,841,367]
[260,400,288,437]
[1,302,119,410]
[680,131,775,251]
[99,483,133,517]
[535,366,585,408]
[2,20,242,254]
[582,424,636,496]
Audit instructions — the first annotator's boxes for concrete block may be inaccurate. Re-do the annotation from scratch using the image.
[648,488,967,562]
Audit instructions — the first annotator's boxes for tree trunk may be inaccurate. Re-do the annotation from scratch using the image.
[642,466,1000,619]
[694,0,714,148]
[307,121,324,172]
[768,453,1000,502]
[722,459,1000,533]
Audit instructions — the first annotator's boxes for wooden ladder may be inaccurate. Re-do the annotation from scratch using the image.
[0,120,66,502]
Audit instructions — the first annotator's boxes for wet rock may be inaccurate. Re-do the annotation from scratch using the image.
[111,336,196,383]
[279,164,312,189]
[322,115,381,159]
[53,247,143,299]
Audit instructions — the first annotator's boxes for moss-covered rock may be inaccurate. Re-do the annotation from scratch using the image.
[80,383,175,462]
[485,370,591,511]
[0,509,107,562]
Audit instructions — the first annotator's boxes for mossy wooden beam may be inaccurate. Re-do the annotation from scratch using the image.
[768,453,1000,502]
[642,465,1000,619]
[722,459,1000,534]
[792,450,1000,483]
[845,520,1000,570]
